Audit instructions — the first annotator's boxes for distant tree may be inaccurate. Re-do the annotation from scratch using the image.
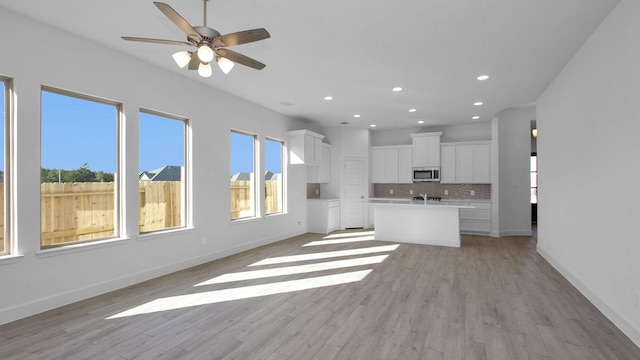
[94,171,114,182]
[41,163,114,183]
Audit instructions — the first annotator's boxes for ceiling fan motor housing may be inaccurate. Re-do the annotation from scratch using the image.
[192,26,222,47]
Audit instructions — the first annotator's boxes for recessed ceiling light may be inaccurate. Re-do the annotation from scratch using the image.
[392,87,402,92]
[324,96,333,101]
[417,120,425,124]
[370,124,377,128]
[472,116,480,120]
[474,101,483,106]
[353,114,361,118]
[477,75,489,81]
[408,108,417,112]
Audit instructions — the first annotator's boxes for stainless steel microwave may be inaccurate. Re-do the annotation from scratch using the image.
[413,167,440,182]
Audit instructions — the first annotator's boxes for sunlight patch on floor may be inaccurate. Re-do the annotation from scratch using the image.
[321,231,375,239]
[248,244,399,267]
[303,234,375,246]
[194,255,388,286]
[106,270,372,319]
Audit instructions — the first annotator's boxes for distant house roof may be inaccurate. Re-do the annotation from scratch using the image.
[230,172,252,181]
[230,171,280,181]
[139,165,182,181]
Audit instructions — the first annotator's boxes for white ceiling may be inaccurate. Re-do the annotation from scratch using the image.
[0,0,619,130]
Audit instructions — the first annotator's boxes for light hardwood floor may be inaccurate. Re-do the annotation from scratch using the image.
[1,230,639,360]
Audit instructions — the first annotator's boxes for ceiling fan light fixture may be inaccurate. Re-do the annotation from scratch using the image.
[198,62,213,77]
[217,56,235,74]
[172,51,192,68]
[197,45,214,63]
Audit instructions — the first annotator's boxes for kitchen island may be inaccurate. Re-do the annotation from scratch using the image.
[370,200,474,248]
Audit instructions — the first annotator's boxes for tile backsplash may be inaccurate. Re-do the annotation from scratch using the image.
[307,183,320,198]
[308,182,490,199]
[373,183,491,199]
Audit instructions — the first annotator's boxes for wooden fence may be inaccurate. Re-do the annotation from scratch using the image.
[230,180,281,219]
[40,181,183,248]
[34,179,281,247]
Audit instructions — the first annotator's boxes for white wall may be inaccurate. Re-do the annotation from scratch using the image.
[0,9,309,325]
[537,0,640,346]
[492,105,535,237]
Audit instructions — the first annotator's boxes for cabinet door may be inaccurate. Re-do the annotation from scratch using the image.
[317,144,331,183]
[473,144,490,183]
[456,145,474,183]
[398,148,413,183]
[425,137,441,167]
[371,148,386,183]
[440,145,456,183]
[384,148,399,183]
[412,137,428,167]
[303,134,315,164]
[313,137,323,163]
[307,165,318,183]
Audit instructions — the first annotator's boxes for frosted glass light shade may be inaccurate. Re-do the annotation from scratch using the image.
[172,51,191,68]
[217,56,234,74]
[197,45,214,63]
[198,62,213,77]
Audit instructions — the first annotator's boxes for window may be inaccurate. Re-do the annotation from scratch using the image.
[40,88,119,248]
[230,131,257,220]
[139,110,187,233]
[0,78,9,255]
[531,153,538,204]
[265,138,284,215]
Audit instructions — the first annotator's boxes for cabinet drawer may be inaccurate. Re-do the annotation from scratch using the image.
[460,220,490,233]
[459,209,490,221]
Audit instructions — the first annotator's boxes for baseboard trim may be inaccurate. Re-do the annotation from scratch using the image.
[0,229,305,326]
[537,245,640,349]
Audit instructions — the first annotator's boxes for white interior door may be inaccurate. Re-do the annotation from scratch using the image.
[343,158,365,228]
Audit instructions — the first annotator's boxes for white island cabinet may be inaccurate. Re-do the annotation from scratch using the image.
[370,200,473,247]
[307,199,340,234]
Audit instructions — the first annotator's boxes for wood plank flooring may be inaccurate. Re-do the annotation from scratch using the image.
[1,230,639,359]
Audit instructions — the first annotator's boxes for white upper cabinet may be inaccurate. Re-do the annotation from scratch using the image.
[440,141,491,184]
[411,132,442,167]
[370,145,412,184]
[308,143,331,183]
[398,147,413,183]
[317,143,331,183]
[288,129,324,165]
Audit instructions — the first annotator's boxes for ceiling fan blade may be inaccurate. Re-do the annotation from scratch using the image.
[216,28,270,47]
[121,36,192,46]
[216,49,266,70]
[153,2,202,42]
[188,52,200,70]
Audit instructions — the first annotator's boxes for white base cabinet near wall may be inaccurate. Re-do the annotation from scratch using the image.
[307,199,340,234]
[445,200,492,234]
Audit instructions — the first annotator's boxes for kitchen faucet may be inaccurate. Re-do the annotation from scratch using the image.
[419,193,427,205]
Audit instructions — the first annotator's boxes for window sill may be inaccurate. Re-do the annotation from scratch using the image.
[137,227,195,242]
[0,254,25,266]
[36,237,130,259]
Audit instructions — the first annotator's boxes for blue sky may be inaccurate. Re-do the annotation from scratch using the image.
[38,90,281,175]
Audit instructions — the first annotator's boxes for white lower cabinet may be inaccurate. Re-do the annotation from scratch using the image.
[308,199,340,234]
[447,201,492,234]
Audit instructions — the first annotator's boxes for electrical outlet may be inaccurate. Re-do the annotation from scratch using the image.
[444,190,448,196]
[201,237,207,245]
[316,189,319,195]
[389,189,394,195]
[297,220,301,226]
[470,190,475,196]
[409,190,414,195]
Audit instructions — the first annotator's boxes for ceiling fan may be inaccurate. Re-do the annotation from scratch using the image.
[122,1,270,77]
